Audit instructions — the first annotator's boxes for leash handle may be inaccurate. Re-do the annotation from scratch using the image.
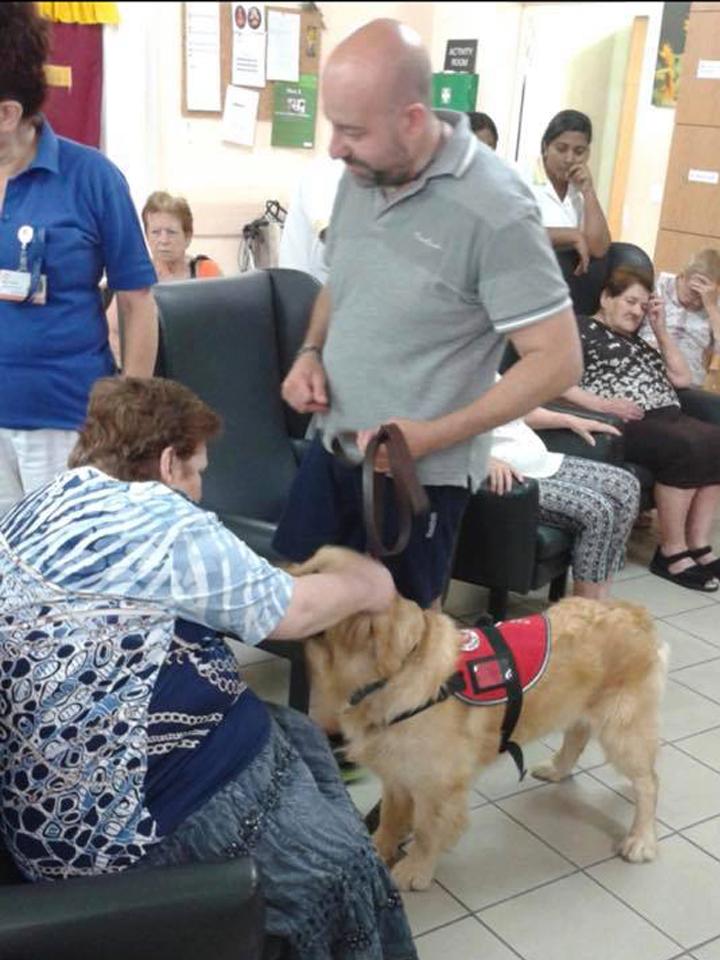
[362,423,430,558]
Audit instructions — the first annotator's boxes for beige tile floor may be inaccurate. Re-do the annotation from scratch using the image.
[233,517,720,960]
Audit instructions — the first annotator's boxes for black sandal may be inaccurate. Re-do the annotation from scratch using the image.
[687,546,720,579]
[649,548,720,592]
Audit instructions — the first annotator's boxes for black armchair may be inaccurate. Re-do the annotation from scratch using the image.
[0,839,269,960]
[153,270,321,712]
[556,241,655,316]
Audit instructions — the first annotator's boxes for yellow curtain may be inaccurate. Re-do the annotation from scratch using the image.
[37,3,120,25]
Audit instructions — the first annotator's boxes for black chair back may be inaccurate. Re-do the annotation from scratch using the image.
[153,270,320,544]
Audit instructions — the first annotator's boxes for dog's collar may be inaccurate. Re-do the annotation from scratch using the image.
[347,670,465,720]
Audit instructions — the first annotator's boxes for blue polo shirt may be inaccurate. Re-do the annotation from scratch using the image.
[0,120,156,431]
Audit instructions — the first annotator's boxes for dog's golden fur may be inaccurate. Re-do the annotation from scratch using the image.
[293,547,669,891]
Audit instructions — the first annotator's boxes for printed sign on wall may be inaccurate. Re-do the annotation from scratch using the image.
[444,39,478,74]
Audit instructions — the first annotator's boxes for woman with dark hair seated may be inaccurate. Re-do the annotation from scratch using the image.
[531,109,611,278]
[561,265,720,592]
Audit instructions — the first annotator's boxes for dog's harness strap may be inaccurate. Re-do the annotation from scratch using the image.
[481,623,526,780]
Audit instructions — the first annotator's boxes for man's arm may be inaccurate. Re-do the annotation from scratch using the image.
[280,285,332,413]
[117,288,158,377]
[268,555,395,639]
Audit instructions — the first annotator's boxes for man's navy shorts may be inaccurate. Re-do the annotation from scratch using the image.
[272,433,470,609]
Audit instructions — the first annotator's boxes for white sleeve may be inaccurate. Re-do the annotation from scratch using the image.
[279,180,313,274]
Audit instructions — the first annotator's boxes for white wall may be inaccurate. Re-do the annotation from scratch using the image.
[103,2,437,274]
[427,1,674,255]
[102,1,677,272]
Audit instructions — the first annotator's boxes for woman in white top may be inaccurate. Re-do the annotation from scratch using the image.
[532,110,611,277]
[488,405,640,600]
[640,249,720,387]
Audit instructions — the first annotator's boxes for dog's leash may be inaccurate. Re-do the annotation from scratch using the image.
[361,423,430,558]
[332,423,430,558]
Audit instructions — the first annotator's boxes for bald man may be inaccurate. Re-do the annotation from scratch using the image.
[275,19,582,609]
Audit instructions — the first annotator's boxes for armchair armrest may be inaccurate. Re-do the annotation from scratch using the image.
[678,387,720,425]
[536,402,626,464]
[0,858,265,960]
[452,478,542,593]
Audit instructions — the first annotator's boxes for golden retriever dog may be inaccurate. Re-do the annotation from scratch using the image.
[293,547,669,891]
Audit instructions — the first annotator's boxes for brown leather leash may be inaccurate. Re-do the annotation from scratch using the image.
[361,423,430,558]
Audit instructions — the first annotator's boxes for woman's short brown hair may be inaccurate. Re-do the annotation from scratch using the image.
[0,3,50,117]
[603,265,654,298]
[69,378,222,482]
[142,192,194,238]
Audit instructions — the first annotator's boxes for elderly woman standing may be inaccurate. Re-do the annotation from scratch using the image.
[640,248,720,387]
[532,109,611,277]
[562,265,720,592]
[0,3,157,515]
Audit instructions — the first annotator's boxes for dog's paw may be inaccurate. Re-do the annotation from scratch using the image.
[618,832,657,863]
[391,855,434,892]
[530,760,568,783]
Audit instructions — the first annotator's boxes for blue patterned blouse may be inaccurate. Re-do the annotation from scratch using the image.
[0,468,293,880]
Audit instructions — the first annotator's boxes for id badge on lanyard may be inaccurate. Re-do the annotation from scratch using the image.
[0,225,48,304]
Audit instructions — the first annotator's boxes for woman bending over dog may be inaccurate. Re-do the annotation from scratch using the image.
[0,377,418,960]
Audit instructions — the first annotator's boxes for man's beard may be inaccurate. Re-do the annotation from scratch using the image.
[343,155,414,188]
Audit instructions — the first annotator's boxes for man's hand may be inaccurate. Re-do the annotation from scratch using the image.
[598,396,644,421]
[688,273,719,312]
[486,457,524,495]
[281,353,329,414]
[356,418,437,473]
[572,231,590,276]
[566,415,621,446]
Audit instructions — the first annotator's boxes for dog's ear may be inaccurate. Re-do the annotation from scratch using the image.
[371,597,426,677]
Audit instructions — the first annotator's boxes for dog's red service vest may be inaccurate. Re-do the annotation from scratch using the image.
[453,614,551,707]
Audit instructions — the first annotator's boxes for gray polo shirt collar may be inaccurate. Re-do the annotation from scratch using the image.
[378,110,476,212]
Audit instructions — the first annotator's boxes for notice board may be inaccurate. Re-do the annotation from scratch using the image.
[181,2,323,122]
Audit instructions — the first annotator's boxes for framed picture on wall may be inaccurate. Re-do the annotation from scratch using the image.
[652,1,691,108]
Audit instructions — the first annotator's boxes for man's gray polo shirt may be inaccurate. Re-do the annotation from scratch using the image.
[320,110,571,489]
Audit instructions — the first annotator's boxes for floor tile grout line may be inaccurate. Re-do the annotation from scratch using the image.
[580,868,687,953]
[669,655,720,675]
[431,875,483,918]
[409,909,472,943]
[469,863,580,916]
[489,794,618,872]
[667,676,720,709]
[472,913,527,959]
[670,739,720,777]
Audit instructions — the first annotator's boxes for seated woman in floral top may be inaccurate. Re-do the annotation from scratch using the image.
[640,249,720,387]
[560,264,720,592]
[0,377,416,960]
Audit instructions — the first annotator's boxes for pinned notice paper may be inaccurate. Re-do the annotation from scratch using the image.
[222,85,259,147]
[267,9,300,82]
[186,2,221,111]
[232,2,266,88]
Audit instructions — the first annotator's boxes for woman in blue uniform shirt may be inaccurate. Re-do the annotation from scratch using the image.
[0,2,157,515]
